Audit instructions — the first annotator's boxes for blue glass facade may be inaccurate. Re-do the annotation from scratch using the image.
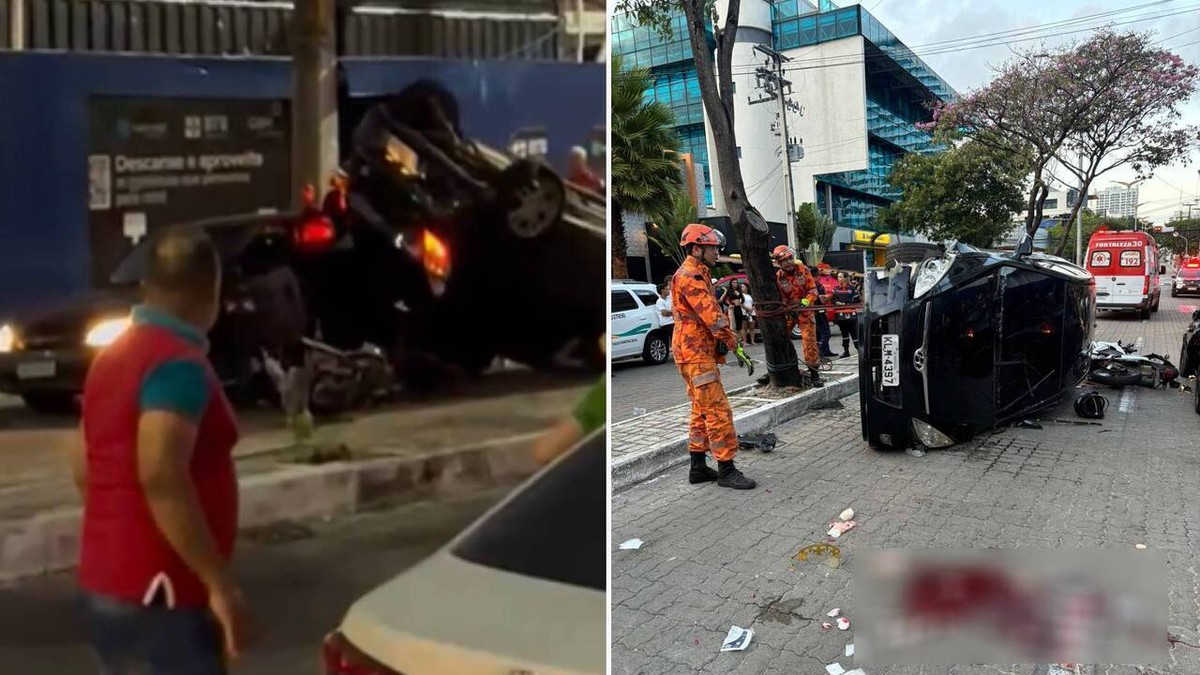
[612,11,715,204]
[614,3,955,231]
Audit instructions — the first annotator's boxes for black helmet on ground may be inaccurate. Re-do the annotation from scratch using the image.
[1074,391,1109,419]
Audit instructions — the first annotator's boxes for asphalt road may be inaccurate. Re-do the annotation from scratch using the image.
[0,486,514,673]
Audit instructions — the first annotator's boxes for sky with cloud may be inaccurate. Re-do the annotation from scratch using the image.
[862,0,1200,223]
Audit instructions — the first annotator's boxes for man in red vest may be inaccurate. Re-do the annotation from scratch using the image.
[74,225,253,673]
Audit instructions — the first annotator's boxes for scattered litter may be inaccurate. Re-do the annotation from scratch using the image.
[1014,419,1043,430]
[825,663,845,675]
[828,521,857,538]
[739,432,778,453]
[1099,429,1114,433]
[795,544,842,568]
[1052,418,1103,427]
[821,622,833,630]
[845,643,855,657]
[837,617,851,631]
[905,447,926,457]
[619,538,644,550]
[844,670,866,675]
[632,407,647,417]
[720,626,753,652]
[839,508,855,521]
[1136,543,1147,550]
[827,608,841,617]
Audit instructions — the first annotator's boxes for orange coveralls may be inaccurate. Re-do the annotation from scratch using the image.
[777,265,821,368]
[671,256,740,462]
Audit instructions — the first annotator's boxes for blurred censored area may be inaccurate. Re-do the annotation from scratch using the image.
[852,548,1167,665]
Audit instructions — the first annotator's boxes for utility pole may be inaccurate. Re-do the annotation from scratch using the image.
[292,0,339,209]
[8,0,25,50]
[750,44,803,253]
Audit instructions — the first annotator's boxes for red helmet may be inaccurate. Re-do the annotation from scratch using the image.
[680,223,726,249]
[772,245,796,262]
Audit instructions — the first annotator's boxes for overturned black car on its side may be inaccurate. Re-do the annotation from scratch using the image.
[860,238,1096,451]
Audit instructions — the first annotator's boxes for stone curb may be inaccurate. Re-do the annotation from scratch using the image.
[0,432,543,583]
[611,373,859,492]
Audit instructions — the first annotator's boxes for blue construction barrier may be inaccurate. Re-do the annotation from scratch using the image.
[0,53,605,316]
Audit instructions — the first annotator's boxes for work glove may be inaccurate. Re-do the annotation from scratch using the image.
[735,345,754,377]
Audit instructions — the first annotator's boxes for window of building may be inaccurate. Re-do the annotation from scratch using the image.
[1044,198,1059,210]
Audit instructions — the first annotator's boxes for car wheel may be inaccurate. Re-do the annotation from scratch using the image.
[1140,305,1152,320]
[21,392,78,415]
[643,333,670,365]
[499,160,565,239]
[885,242,944,266]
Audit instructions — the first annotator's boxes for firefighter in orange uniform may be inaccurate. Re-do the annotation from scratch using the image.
[671,224,756,490]
[773,245,825,386]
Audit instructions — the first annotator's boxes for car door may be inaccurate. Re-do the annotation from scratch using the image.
[610,290,642,359]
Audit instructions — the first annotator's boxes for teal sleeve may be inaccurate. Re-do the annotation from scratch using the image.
[572,377,607,435]
[139,359,210,422]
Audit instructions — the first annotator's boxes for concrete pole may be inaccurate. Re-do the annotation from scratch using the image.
[291,0,339,209]
[9,0,25,50]
[575,0,585,62]
[773,57,799,253]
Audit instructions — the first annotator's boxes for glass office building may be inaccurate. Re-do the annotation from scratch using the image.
[613,1,955,232]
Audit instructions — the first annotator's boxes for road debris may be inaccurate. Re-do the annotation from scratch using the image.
[794,543,842,568]
[839,507,855,521]
[738,432,778,453]
[825,663,845,675]
[906,447,926,457]
[619,538,644,550]
[632,407,647,417]
[821,621,833,630]
[827,608,841,617]
[828,521,857,538]
[837,617,851,630]
[1014,419,1043,430]
[845,643,855,657]
[1136,543,1147,549]
[720,626,753,652]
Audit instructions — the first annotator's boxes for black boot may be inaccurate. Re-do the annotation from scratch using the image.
[808,367,825,387]
[688,452,719,484]
[841,341,851,358]
[717,460,757,489]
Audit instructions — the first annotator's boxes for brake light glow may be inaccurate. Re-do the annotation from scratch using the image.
[422,229,451,281]
[295,217,336,253]
[322,631,399,675]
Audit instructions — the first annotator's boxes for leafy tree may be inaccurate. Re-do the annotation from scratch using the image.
[647,189,698,268]
[925,30,1200,248]
[805,207,838,267]
[793,202,818,251]
[612,54,684,275]
[876,141,1029,248]
[617,0,804,387]
[1049,31,1200,257]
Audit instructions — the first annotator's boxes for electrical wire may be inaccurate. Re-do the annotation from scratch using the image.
[1157,24,1200,44]
[727,2,1200,76]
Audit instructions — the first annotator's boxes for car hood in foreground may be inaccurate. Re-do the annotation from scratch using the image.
[340,551,604,675]
[7,288,137,337]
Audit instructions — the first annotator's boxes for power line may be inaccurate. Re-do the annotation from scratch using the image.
[1157,24,1200,44]
[728,3,1200,76]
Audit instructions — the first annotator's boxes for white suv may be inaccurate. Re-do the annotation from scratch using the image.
[610,281,671,364]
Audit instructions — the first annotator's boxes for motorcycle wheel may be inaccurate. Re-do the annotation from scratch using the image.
[1087,363,1143,387]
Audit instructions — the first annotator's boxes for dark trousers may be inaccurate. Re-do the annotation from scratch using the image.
[836,317,861,354]
[81,591,227,675]
[815,313,834,356]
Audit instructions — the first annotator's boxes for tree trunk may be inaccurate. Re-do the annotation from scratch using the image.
[681,0,802,388]
[612,199,628,273]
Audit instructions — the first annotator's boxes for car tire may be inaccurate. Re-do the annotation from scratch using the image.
[885,242,944,266]
[21,392,78,415]
[1140,305,1152,320]
[643,332,670,365]
[499,160,566,240]
[1087,363,1142,387]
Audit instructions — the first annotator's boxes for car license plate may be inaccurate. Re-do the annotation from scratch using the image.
[17,360,56,380]
[881,334,899,387]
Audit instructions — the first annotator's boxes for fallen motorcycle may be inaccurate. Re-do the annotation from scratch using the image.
[1086,340,1178,389]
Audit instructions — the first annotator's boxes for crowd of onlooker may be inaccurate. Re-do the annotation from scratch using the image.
[654,263,866,361]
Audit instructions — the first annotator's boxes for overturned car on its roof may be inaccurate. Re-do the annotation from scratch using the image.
[859,238,1096,451]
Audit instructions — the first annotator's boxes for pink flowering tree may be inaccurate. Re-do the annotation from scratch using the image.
[1049,31,1199,257]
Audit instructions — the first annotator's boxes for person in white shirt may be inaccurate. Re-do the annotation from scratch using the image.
[656,284,675,348]
[740,282,756,345]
